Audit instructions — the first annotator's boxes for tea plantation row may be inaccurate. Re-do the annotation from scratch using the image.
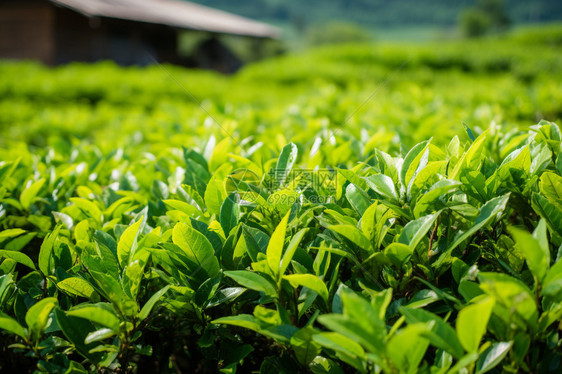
[1,119,561,372]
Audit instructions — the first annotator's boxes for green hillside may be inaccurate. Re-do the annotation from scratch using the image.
[192,0,562,30]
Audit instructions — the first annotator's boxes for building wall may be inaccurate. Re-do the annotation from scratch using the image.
[53,7,99,64]
[0,0,230,69]
[0,1,55,64]
[53,7,180,66]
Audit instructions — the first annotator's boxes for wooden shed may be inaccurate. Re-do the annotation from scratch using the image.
[0,0,280,70]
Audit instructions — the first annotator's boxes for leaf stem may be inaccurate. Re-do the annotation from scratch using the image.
[427,217,440,260]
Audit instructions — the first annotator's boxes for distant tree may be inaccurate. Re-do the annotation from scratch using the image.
[459,0,510,38]
[306,21,373,46]
[479,0,510,30]
[460,9,492,38]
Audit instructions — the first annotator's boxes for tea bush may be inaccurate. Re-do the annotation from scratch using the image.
[1,119,562,372]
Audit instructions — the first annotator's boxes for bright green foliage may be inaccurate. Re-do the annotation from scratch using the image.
[0,117,561,373]
[1,28,562,373]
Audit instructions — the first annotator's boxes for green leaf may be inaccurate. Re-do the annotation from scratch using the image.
[25,297,58,342]
[400,140,430,188]
[364,174,398,202]
[543,258,562,299]
[463,122,476,142]
[204,174,225,217]
[52,211,74,230]
[139,285,170,321]
[207,287,246,308]
[117,218,143,267]
[219,192,240,235]
[283,274,329,303]
[532,219,549,258]
[539,172,562,207]
[437,194,510,266]
[398,212,440,251]
[450,129,489,180]
[67,304,120,332]
[38,225,61,276]
[400,306,464,359]
[242,225,269,262]
[290,327,321,365]
[224,270,277,298]
[0,312,27,339]
[275,143,298,188]
[314,331,366,358]
[163,199,201,216]
[0,250,36,270]
[280,228,308,276]
[0,228,27,240]
[172,222,220,279]
[20,178,45,209]
[478,272,538,329]
[318,314,382,356]
[57,277,96,298]
[475,341,513,374]
[456,297,495,352]
[384,243,413,267]
[532,192,562,237]
[266,211,290,278]
[213,314,261,331]
[70,197,102,222]
[508,227,549,283]
[55,309,103,362]
[318,288,386,354]
[345,182,371,216]
[413,180,461,218]
[328,224,371,253]
[449,352,479,374]
[387,322,431,374]
[84,328,116,344]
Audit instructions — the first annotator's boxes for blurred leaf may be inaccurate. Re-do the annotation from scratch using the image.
[57,277,95,299]
[400,307,464,359]
[117,217,144,267]
[67,304,120,332]
[38,225,61,276]
[0,250,36,270]
[275,143,298,188]
[387,322,431,374]
[20,178,45,209]
[539,172,562,208]
[266,210,290,278]
[328,224,371,253]
[475,341,513,373]
[532,193,562,237]
[26,297,57,342]
[364,174,398,202]
[219,192,240,235]
[224,270,277,298]
[0,312,26,339]
[384,243,413,267]
[283,274,329,303]
[456,297,495,352]
[139,285,170,321]
[346,183,371,216]
[398,212,440,251]
[509,226,549,283]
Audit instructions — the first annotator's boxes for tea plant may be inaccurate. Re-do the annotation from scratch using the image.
[1,118,561,373]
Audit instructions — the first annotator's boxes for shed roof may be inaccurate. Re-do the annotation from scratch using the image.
[48,0,280,38]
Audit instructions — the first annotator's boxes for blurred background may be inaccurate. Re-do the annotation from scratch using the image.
[0,0,561,154]
[3,0,562,70]
[189,0,562,54]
